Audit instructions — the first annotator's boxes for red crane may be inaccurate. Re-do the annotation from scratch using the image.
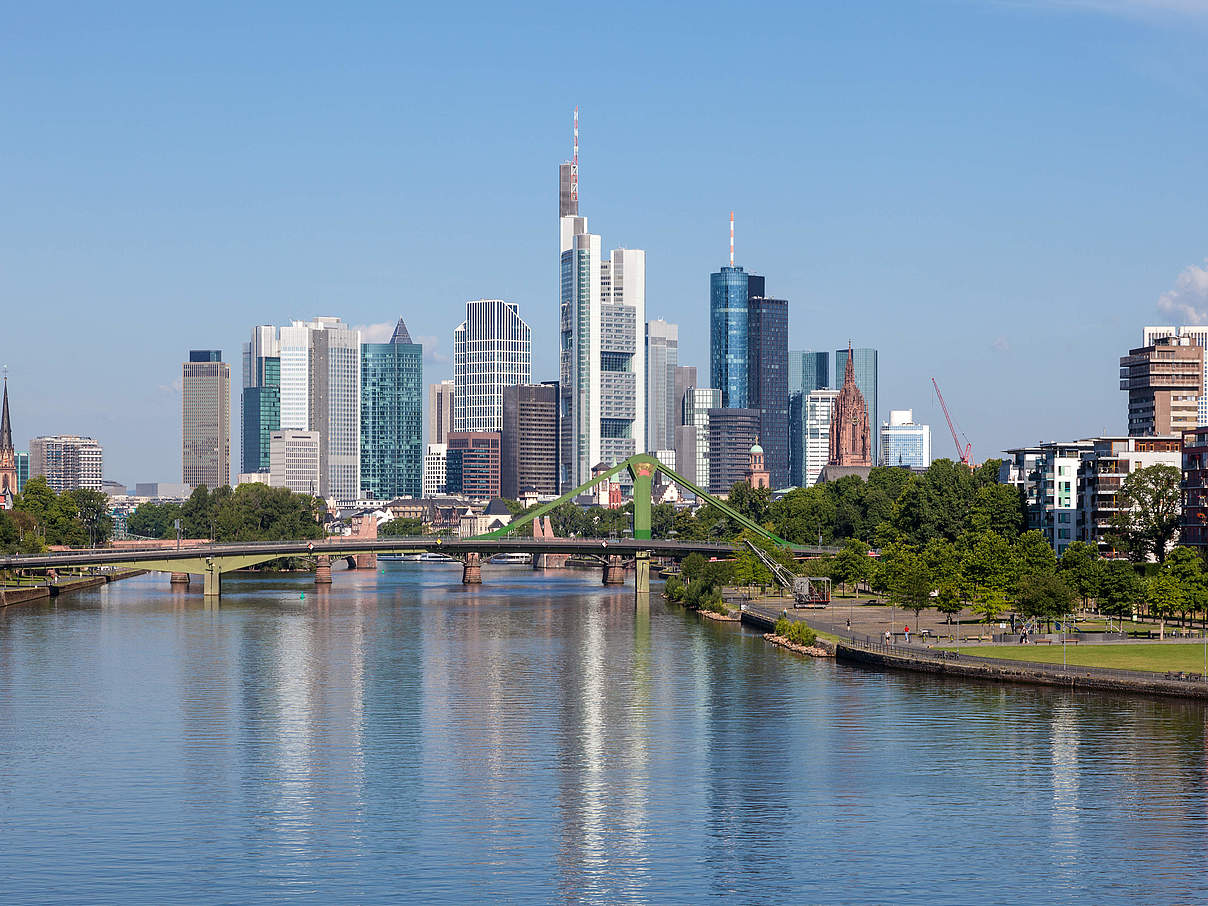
[931,377,974,468]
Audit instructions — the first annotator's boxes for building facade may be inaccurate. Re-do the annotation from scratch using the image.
[269,430,321,496]
[707,408,760,495]
[1144,326,1208,424]
[307,318,362,504]
[879,409,932,469]
[361,319,423,500]
[1120,336,1203,436]
[747,295,789,487]
[834,347,878,461]
[429,379,454,445]
[182,350,230,490]
[29,435,104,493]
[1183,429,1208,548]
[789,350,830,396]
[423,443,448,498]
[454,299,532,433]
[645,319,679,453]
[241,355,280,475]
[789,389,839,488]
[709,266,762,409]
[15,451,28,493]
[1080,436,1181,555]
[446,431,502,501]
[675,387,721,493]
[502,382,559,499]
[829,347,872,467]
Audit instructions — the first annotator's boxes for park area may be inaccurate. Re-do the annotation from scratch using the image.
[949,642,1208,674]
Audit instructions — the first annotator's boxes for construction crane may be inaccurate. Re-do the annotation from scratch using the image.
[931,377,974,468]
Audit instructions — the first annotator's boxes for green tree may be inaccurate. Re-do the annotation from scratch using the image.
[1146,573,1184,640]
[890,551,933,629]
[890,459,975,544]
[830,539,872,595]
[1107,464,1182,563]
[127,501,183,539]
[961,530,1013,599]
[968,483,1025,537]
[14,475,56,540]
[1098,560,1145,622]
[380,517,422,537]
[1059,541,1102,608]
[65,489,113,546]
[1013,530,1057,581]
[681,552,706,585]
[769,485,836,545]
[1017,573,1074,632]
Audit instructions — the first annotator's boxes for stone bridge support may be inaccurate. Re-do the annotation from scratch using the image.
[603,554,626,586]
[315,555,333,585]
[203,560,221,598]
[462,552,482,585]
[170,572,190,587]
[634,550,650,612]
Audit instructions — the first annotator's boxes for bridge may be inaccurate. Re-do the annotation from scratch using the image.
[0,454,831,605]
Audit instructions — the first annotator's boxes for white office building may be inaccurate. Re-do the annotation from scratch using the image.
[879,409,932,469]
[29,435,104,493]
[423,443,448,498]
[674,387,721,493]
[453,299,531,432]
[269,430,321,496]
[645,320,678,453]
[803,389,839,487]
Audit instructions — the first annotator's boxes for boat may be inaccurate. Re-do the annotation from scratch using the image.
[488,552,532,565]
[418,552,457,563]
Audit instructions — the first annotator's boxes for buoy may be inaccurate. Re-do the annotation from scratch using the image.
[300,592,305,601]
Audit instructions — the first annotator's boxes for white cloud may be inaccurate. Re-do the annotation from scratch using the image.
[991,335,1010,352]
[158,377,183,394]
[353,321,395,343]
[1157,259,1208,323]
[416,335,449,365]
[1000,0,1208,17]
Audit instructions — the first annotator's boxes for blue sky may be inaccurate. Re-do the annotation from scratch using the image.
[4,0,1208,483]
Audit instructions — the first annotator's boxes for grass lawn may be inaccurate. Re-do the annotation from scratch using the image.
[944,643,1208,674]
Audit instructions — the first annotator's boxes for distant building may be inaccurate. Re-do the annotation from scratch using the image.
[429,379,454,445]
[453,299,532,433]
[502,383,559,500]
[675,387,721,492]
[182,350,230,490]
[361,319,423,500]
[789,389,839,488]
[1120,335,1203,436]
[747,295,789,487]
[707,408,760,495]
[789,350,830,395]
[15,451,29,493]
[646,319,679,453]
[1081,436,1180,555]
[29,435,104,493]
[236,473,269,486]
[834,346,878,461]
[1183,429,1208,549]
[0,377,16,507]
[446,431,502,501]
[746,442,770,489]
[710,264,762,408]
[133,482,191,499]
[829,346,872,468]
[1143,326,1208,424]
[241,326,280,474]
[879,409,932,469]
[423,443,448,498]
[673,365,697,430]
[307,318,362,504]
[269,430,321,496]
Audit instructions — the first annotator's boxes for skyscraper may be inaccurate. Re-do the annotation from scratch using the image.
[30,435,104,493]
[446,432,502,500]
[789,350,830,395]
[423,443,448,497]
[502,382,559,499]
[558,111,646,488]
[707,407,760,494]
[241,355,280,474]
[747,296,789,487]
[361,319,423,500]
[269,430,321,496]
[645,319,678,453]
[429,379,454,445]
[306,318,362,503]
[182,350,230,489]
[789,389,839,487]
[0,376,16,508]
[675,386,721,491]
[834,346,878,461]
[453,299,532,432]
[710,268,763,408]
[1121,336,1203,436]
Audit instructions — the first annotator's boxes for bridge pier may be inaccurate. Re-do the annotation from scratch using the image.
[315,555,333,585]
[462,552,482,585]
[203,561,221,598]
[634,550,650,611]
[170,572,190,588]
[603,554,625,586]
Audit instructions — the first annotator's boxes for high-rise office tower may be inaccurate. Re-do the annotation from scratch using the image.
[429,379,454,445]
[241,355,280,475]
[502,382,559,499]
[675,386,721,491]
[834,346,878,462]
[645,320,679,452]
[361,319,423,500]
[30,435,104,493]
[879,409,932,468]
[446,431,502,500]
[1121,335,1204,435]
[789,350,830,395]
[1144,326,1208,423]
[789,389,839,487]
[269,430,321,496]
[673,366,697,429]
[0,376,16,508]
[709,212,764,410]
[15,451,28,493]
[182,350,230,490]
[558,111,646,488]
[453,299,532,433]
[306,318,362,503]
[707,407,760,494]
[748,296,789,487]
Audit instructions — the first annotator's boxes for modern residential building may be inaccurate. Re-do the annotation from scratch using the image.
[269,430,321,496]
[446,431,502,501]
[423,443,448,498]
[29,435,104,493]
[789,389,839,488]
[707,408,760,495]
[241,354,280,475]
[747,295,789,487]
[1182,429,1208,548]
[1120,336,1203,436]
[1080,436,1181,555]
[789,350,830,395]
[645,319,679,453]
[879,410,932,469]
[453,299,532,433]
[675,387,721,492]
[361,319,423,501]
[0,378,15,508]
[1144,326,1208,423]
[502,382,559,499]
[182,350,230,490]
[709,264,763,409]
[429,379,454,445]
[558,127,646,488]
[834,346,878,461]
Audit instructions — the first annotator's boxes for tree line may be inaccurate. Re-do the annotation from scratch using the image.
[129,484,325,543]
[0,476,113,552]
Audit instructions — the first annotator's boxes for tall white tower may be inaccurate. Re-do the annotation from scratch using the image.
[452,299,532,432]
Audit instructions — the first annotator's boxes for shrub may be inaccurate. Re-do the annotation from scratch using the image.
[664,575,686,602]
[774,617,816,648]
[704,594,728,615]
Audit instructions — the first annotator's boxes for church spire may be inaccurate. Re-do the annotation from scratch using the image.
[0,373,12,455]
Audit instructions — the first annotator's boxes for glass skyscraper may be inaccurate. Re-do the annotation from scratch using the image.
[360,319,423,500]
[748,297,789,487]
[789,350,830,395]
[835,347,878,461]
[709,266,763,408]
[241,356,280,474]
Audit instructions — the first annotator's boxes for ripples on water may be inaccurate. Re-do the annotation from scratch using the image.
[1,568,1207,904]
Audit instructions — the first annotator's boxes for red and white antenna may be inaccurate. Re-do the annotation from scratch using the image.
[571,107,579,207]
[729,211,735,266]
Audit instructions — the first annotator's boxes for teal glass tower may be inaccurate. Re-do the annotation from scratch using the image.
[241,356,280,474]
[361,319,423,500]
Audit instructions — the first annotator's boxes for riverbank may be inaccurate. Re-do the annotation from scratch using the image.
[1,568,148,608]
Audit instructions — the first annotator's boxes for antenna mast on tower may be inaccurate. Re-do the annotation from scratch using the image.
[571,107,579,207]
[729,211,735,266]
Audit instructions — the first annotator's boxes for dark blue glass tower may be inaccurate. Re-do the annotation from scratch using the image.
[360,319,423,499]
[709,266,762,408]
[789,350,830,395]
[748,296,789,488]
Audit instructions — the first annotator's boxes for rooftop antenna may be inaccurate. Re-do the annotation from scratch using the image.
[729,211,735,266]
[571,107,579,208]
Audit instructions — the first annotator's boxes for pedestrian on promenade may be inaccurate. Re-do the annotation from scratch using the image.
[846,618,851,632]
[884,629,891,645]
[904,625,910,644]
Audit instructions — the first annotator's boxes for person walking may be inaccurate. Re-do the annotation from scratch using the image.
[904,625,910,645]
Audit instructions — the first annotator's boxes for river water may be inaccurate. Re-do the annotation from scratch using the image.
[1,567,1207,904]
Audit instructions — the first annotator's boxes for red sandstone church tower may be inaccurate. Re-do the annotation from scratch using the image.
[746,440,770,490]
[0,376,17,509]
[828,345,872,467]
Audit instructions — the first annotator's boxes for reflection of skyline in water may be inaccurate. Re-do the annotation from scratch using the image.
[3,570,1208,902]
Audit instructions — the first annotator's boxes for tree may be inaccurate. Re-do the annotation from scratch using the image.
[128,501,183,540]
[972,585,1008,625]
[1108,464,1182,562]
[14,475,55,540]
[65,489,113,546]
[769,485,835,545]
[961,530,1013,598]
[1098,560,1145,622]
[1014,530,1057,581]
[891,460,975,544]
[830,539,872,595]
[1059,541,1102,608]
[380,518,422,537]
[890,551,933,629]
[1017,573,1074,632]
[969,484,1024,538]
[1146,573,1184,640]
[681,552,706,586]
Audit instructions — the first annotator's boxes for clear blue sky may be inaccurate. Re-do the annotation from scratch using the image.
[5,0,1208,483]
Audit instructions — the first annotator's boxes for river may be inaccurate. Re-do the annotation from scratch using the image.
[1,567,1206,904]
